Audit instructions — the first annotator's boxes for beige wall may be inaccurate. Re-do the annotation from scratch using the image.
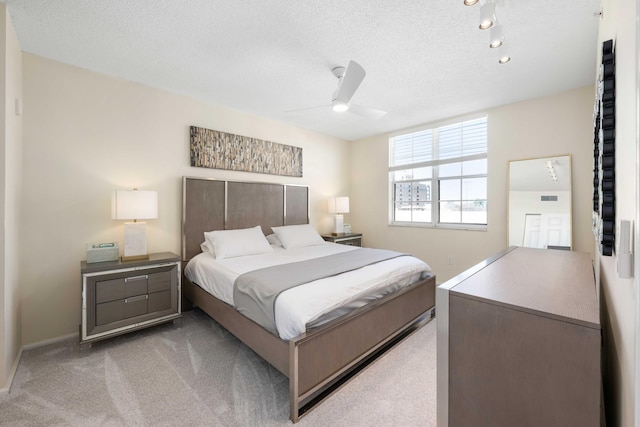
[350,86,594,282]
[597,0,638,425]
[0,5,22,391]
[20,53,350,346]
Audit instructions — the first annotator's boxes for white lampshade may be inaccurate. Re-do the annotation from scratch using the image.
[328,196,350,214]
[112,190,158,220]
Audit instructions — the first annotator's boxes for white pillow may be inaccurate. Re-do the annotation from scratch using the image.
[200,240,215,257]
[271,224,325,249]
[204,226,273,260]
[265,233,283,247]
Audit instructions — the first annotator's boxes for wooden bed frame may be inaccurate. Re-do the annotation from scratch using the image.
[181,177,436,422]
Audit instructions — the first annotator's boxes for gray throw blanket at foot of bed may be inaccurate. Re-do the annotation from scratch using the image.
[233,248,409,335]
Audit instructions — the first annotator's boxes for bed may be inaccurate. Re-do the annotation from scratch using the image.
[181,177,436,422]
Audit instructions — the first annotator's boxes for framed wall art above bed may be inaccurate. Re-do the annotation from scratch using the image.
[189,126,303,177]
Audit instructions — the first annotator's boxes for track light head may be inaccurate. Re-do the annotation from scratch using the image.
[498,44,511,64]
[479,3,496,30]
[489,25,504,48]
[463,0,479,5]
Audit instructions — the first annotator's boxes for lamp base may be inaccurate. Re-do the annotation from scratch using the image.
[123,221,148,260]
[333,214,344,235]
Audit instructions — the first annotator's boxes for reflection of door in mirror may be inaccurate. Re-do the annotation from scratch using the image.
[508,156,572,250]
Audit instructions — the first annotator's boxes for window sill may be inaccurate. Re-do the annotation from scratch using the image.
[389,221,487,232]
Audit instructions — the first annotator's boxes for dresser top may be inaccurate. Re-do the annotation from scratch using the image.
[446,247,599,329]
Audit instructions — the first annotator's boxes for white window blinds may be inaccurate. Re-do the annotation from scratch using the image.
[390,129,433,167]
[438,118,488,160]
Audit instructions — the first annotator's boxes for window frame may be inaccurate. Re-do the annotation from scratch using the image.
[388,115,488,231]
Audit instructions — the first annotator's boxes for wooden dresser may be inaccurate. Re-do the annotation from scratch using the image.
[436,246,600,427]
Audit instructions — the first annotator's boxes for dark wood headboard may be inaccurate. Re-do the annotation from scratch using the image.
[182,177,309,261]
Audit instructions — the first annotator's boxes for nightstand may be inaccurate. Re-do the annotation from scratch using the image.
[322,233,363,247]
[80,252,181,345]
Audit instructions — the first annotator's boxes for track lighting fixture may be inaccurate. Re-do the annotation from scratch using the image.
[465,0,511,63]
[546,160,558,181]
[489,25,504,48]
[479,3,496,30]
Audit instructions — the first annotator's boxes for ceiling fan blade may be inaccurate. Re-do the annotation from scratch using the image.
[335,60,366,103]
[348,104,387,120]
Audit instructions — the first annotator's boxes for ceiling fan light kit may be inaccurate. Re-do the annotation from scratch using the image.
[332,99,349,112]
[467,1,511,63]
[331,65,351,112]
[288,60,387,119]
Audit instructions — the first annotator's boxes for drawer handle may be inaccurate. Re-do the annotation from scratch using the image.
[125,275,148,282]
[125,295,148,304]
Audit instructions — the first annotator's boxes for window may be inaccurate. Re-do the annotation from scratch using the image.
[389,117,487,228]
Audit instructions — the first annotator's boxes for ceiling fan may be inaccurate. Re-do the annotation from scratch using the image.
[289,60,387,120]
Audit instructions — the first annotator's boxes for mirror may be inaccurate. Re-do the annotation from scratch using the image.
[508,155,572,250]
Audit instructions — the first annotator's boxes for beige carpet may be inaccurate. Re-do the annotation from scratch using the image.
[0,309,437,426]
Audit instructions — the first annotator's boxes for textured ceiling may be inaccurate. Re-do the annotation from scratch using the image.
[5,0,601,141]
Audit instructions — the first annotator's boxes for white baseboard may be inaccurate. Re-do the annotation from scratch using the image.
[21,332,78,352]
[0,346,23,396]
[0,332,78,395]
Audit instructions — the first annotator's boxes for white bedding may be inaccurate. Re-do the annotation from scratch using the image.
[185,242,432,340]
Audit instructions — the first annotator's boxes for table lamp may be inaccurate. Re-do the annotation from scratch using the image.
[112,189,158,261]
[328,196,349,236]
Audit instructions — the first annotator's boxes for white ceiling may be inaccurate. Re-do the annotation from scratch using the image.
[4,0,601,141]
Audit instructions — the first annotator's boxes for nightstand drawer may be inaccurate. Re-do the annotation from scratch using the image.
[341,238,361,247]
[124,275,149,297]
[96,295,148,325]
[95,276,148,303]
[148,271,171,293]
[96,278,125,303]
[149,290,171,312]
